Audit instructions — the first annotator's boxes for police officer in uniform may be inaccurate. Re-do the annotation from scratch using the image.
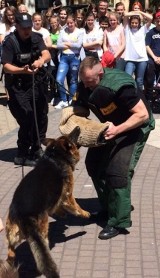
[69,56,155,240]
[1,13,51,166]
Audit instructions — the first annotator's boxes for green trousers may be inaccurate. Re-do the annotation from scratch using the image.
[85,116,155,228]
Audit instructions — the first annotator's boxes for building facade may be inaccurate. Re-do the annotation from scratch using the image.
[113,0,149,11]
[12,0,151,13]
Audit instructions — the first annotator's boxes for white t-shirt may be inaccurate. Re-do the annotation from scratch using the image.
[124,24,148,61]
[0,23,15,36]
[32,27,50,41]
[32,27,50,66]
[83,26,103,59]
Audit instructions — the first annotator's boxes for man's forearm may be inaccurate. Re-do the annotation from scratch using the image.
[104,100,149,140]
[116,112,149,134]
[146,46,157,60]
[41,50,51,64]
[117,100,149,134]
[104,112,149,140]
[4,49,51,73]
[3,64,27,74]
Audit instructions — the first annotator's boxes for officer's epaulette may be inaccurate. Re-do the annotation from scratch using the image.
[2,31,15,46]
[31,31,43,42]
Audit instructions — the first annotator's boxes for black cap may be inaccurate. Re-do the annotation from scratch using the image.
[15,12,32,28]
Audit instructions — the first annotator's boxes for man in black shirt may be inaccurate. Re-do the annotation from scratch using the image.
[67,56,154,240]
[2,12,51,166]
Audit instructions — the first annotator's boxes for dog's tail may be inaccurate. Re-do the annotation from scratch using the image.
[23,218,60,278]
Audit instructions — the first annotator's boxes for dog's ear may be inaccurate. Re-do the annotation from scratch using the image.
[42,138,56,148]
[68,126,80,144]
[61,139,74,152]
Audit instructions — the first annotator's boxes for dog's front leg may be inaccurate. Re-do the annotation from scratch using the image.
[62,193,91,218]
[0,217,21,277]
[6,217,22,265]
[53,206,67,218]
[37,212,49,246]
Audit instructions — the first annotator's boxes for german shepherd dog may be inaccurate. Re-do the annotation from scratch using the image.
[0,127,90,278]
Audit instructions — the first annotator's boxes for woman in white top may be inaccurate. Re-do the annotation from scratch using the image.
[103,11,126,70]
[83,12,103,60]
[0,0,7,23]
[55,14,83,109]
[123,11,152,90]
[0,5,16,101]
[32,13,52,48]
[0,5,16,44]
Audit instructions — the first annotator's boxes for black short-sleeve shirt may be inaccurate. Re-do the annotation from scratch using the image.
[145,27,160,57]
[76,81,149,126]
[1,31,47,66]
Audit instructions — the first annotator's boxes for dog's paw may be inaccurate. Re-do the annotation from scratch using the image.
[81,210,91,218]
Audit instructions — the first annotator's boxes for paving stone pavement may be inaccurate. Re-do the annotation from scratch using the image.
[0,82,160,278]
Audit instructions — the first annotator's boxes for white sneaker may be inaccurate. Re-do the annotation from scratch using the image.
[69,99,72,105]
[50,98,54,105]
[55,100,69,109]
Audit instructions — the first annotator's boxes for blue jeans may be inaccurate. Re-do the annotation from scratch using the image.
[125,61,147,90]
[56,54,80,102]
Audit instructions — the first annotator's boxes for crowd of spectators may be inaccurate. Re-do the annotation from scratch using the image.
[0,0,160,110]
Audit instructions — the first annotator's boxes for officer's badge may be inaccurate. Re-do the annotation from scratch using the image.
[100,102,117,115]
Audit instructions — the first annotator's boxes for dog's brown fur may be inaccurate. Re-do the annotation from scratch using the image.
[0,128,90,278]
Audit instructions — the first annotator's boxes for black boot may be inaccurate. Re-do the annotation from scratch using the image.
[98,225,119,240]
[30,147,44,160]
[14,156,36,167]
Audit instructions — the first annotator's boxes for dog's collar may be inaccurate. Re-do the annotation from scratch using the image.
[42,148,75,170]
[42,148,56,163]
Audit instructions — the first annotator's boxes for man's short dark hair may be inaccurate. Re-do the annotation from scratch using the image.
[115,1,125,9]
[79,57,100,76]
[99,15,109,24]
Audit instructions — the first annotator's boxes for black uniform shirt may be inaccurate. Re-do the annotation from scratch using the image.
[75,81,150,134]
[1,31,47,86]
[2,31,47,66]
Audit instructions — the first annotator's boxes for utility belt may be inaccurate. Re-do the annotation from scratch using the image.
[5,74,32,90]
[5,68,48,90]
[14,77,33,90]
